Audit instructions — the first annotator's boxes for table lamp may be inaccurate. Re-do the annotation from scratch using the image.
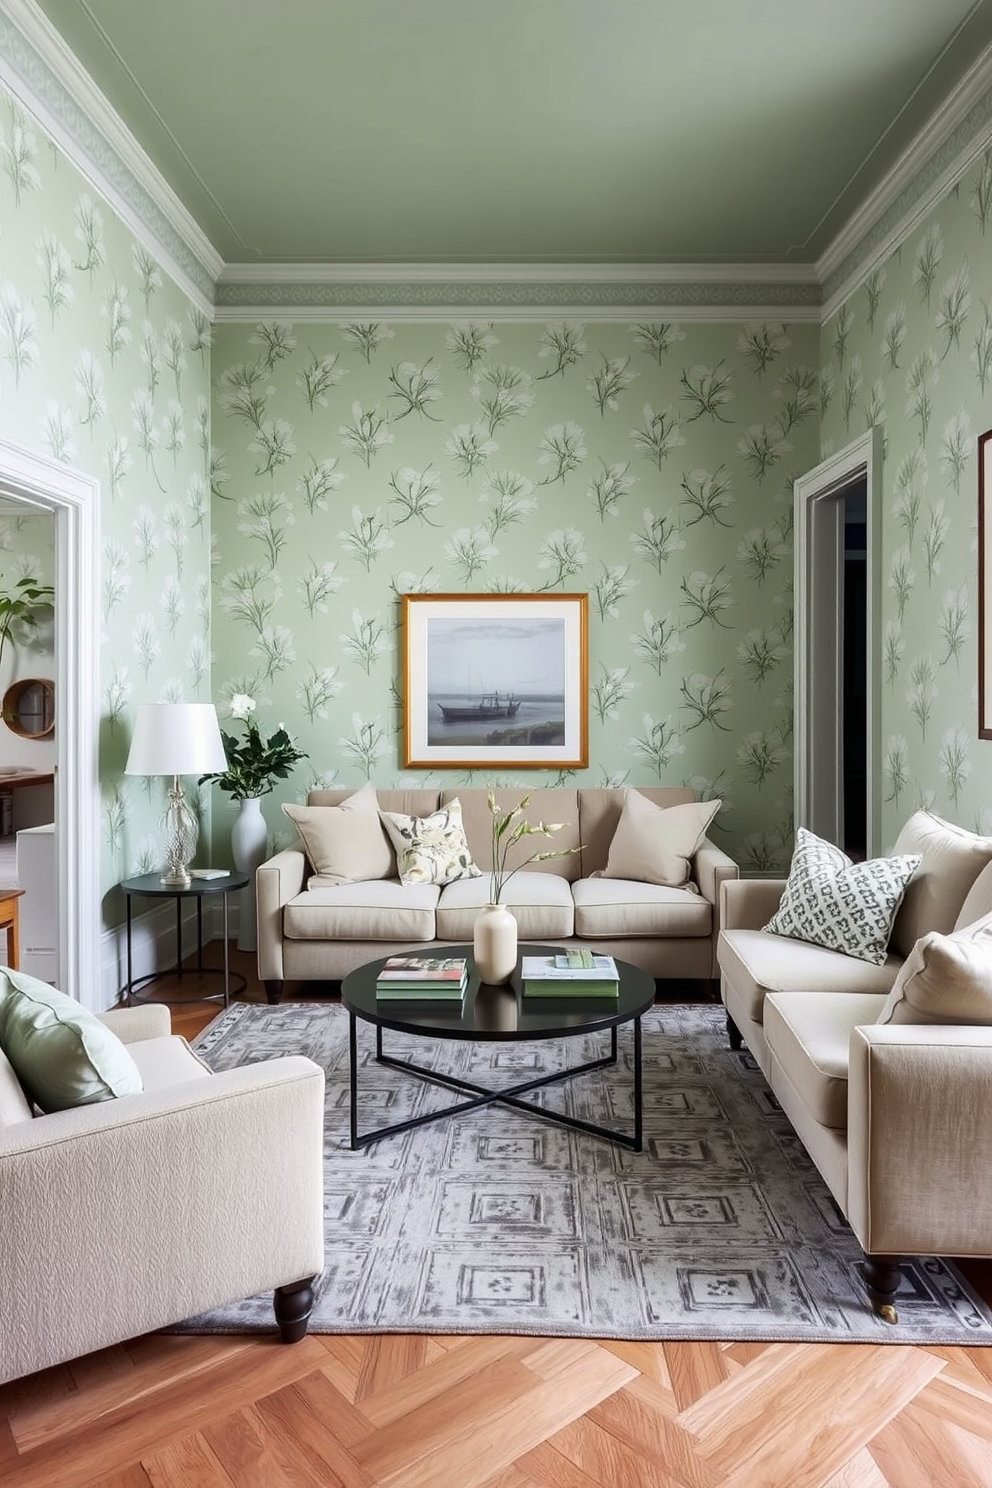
[125,702,228,887]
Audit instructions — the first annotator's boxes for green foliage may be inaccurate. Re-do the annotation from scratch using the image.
[200,716,307,800]
[0,576,55,676]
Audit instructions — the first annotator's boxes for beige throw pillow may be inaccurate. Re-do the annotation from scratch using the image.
[877,912,992,1026]
[601,791,720,888]
[888,810,992,957]
[379,799,482,887]
[282,782,394,883]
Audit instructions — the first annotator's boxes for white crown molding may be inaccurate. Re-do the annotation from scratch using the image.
[213,301,823,325]
[817,38,992,316]
[0,0,222,312]
[217,260,820,287]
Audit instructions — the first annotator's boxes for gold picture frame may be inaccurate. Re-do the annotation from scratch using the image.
[981,429,992,739]
[402,593,588,769]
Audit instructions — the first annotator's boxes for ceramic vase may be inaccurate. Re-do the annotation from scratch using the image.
[473,901,518,984]
[230,796,267,953]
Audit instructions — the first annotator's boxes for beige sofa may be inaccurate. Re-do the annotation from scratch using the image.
[717,811,992,1320]
[257,785,738,1001]
[0,1003,325,1384]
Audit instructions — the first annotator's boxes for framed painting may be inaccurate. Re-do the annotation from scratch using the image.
[981,430,992,738]
[402,593,588,769]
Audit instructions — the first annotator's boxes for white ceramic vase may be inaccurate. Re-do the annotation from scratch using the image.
[473,901,518,985]
[230,796,267,953]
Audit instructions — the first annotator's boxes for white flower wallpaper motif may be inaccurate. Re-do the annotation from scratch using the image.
[211,318,820,871]
[820,148,992,850]
[0,85,213,907]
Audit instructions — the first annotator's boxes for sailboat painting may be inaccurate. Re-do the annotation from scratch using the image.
[402,594,589,768]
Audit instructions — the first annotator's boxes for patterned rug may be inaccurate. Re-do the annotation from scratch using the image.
[181,1000,992,1344]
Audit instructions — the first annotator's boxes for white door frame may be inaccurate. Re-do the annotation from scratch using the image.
[794,427,883,859]
[0,437,101,1007]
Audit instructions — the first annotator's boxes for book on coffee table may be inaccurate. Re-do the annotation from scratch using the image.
[376,956,469,997]
[521,954,619,996]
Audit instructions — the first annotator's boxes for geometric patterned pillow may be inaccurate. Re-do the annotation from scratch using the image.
[764,827,922,965]
[379,798,482,887]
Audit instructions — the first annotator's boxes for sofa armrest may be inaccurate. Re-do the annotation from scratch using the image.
[98,1004,172,1043]
[256,848,307,980]
[0,1056,325,1383]
[719,877,787,931]
[846,1023,992,1257]
[693,837,739,905]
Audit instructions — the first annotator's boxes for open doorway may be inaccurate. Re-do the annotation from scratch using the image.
[0,438,100,1007]
[794,428,882,861]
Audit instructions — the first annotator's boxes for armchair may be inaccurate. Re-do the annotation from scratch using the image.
[0,1003,325,1385]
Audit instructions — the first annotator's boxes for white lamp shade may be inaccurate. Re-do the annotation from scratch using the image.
[125,703,228,776]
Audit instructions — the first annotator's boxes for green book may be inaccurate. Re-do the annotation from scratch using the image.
[522,979,619,997]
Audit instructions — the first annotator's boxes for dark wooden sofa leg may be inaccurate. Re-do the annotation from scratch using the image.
[860,1255,901,1324]
[726,1013,743,1051]
[264,979,283,1005]
[274,1277,316,1342]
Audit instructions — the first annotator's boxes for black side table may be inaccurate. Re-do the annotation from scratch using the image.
[120,872,250,1009]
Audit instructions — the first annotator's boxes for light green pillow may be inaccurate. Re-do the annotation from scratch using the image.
[0,968,143,1113]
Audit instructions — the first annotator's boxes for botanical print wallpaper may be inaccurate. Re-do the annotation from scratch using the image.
[0,81,213,909]
[819,146,992,850]
[211,317,820,870]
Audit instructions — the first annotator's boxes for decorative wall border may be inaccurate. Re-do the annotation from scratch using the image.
[2,0,992,321]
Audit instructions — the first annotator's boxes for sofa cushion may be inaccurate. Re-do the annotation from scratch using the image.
[954,857,992,930]
[447,788,582,879]
[436,871,574,941]
[599,790,720,888]
[764,827,920,965]
[877,913,992,1026]
[283,881,440,942]
[573,877,711,938]
[283,782,395,885]
[719,928,900,1026]
[765,991,888,1130]
[888,810,992,957]
[126,1035,213,1091]
[0,1043,33,1125]
[0,968,143,1113]
[380,799,482,886]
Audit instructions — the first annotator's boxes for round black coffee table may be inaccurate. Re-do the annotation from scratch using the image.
[341,943,654,1151]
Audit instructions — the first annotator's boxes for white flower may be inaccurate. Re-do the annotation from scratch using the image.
[230,693,256,720]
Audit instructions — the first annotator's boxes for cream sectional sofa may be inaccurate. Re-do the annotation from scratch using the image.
[257,785,738,1002]
[717,811,992,1320]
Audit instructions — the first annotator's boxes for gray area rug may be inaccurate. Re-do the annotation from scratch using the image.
[181,1000,992,1344]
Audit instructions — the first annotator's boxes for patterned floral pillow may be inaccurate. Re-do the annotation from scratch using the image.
[379,799,482,887]
[764,827,921,965]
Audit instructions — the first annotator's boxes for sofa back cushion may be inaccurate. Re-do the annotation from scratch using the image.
[441,788,581,879]
[578,787,697,878]
[954,857,992,930]
[888,810,992,957]
[878,912,992,1025]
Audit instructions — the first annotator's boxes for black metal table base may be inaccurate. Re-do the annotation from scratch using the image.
[124,885,246,1008]
[349,1014,643,1151]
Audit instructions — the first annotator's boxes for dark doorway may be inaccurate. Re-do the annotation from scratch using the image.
[842,480,867,860]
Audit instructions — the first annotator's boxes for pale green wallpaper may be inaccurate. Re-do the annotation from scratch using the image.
[820,148,992,848]
[211,318,820,870]
[0,83,214,909]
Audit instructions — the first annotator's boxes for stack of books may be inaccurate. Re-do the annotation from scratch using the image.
[521,951,620,997]
[375,955,469,999]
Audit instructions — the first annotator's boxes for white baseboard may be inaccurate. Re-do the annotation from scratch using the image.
[97,896,242,1012]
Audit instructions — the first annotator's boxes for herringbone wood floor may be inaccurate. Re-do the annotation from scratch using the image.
[3,949,992,1488]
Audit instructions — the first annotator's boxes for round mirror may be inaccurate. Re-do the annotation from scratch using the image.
[2,678,55,738]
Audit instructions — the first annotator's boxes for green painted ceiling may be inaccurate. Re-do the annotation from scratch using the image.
[32,0,992,266]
